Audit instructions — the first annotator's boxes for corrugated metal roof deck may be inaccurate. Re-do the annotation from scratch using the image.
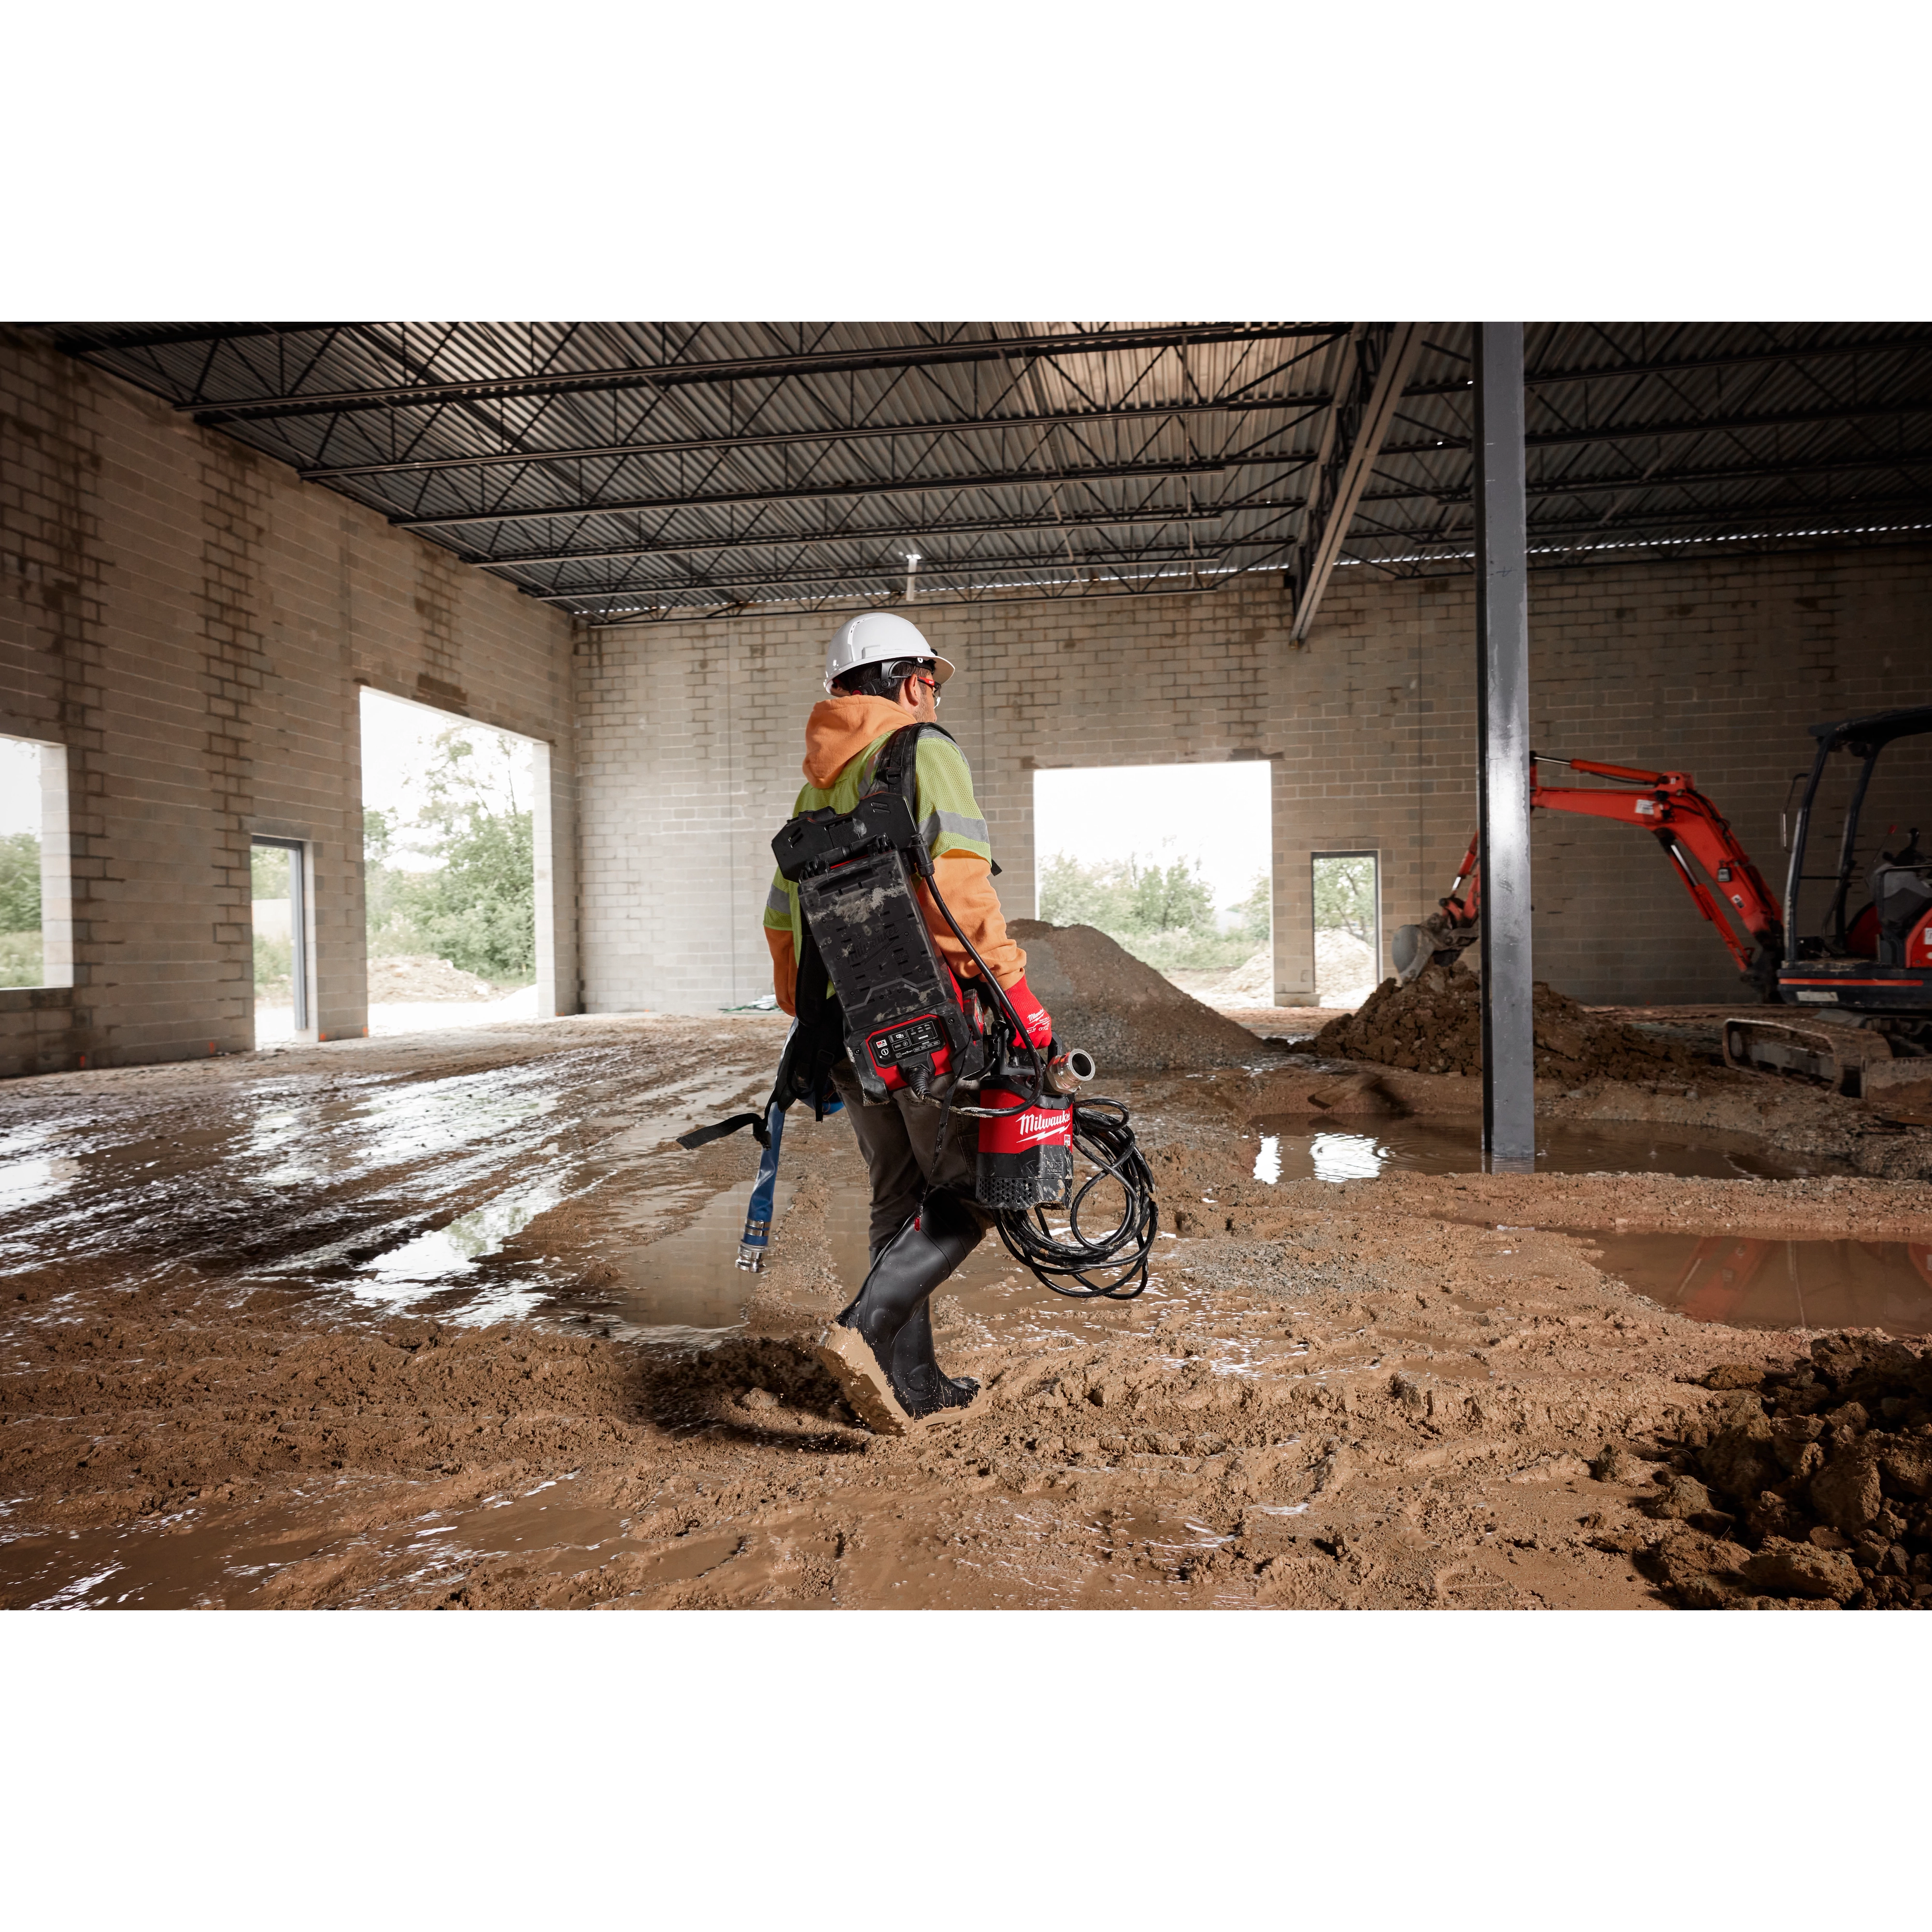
[42,321,1932,623]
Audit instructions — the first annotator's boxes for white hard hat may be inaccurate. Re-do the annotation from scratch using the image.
[823,611,955,694]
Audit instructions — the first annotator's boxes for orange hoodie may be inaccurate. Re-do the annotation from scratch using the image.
[764,696,1026,1014]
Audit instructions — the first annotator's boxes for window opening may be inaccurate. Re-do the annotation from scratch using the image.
[0,739,45,990]
[252,838,308,1040]
[1033,762,1273,1005]
[1312,852,1379,1009]
[360,689,539,1036]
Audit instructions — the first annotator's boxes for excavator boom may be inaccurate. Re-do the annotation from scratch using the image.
[1394,754,1784,992]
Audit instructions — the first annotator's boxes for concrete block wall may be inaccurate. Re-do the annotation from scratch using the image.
[0,328,582,1073]
[579,542,1932,1012]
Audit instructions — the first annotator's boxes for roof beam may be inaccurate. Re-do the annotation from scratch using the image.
[1383,396,1932,456]
[56,323,338,355]
[298,394,1331,482]
[391,455,1319,532]
[1289,323,1425,641]
[1360,444,1932,507]
[180,325,1346,425]
[1407,331,1932,399]
[457,501,1241,570]
[305,387,1932,508]
[521,545,1212,605]
[1347,488,1932,553]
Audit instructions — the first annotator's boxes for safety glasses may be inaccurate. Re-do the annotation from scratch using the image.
[886,657,940,705]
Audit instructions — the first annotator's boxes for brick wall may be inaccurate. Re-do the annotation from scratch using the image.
[579,545,1932,1012]
[0,329,582,1073]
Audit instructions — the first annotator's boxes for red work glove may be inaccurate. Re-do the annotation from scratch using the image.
[1004,974,1053,1051]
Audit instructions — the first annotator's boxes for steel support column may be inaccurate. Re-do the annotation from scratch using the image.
[1473,323,1535,1168]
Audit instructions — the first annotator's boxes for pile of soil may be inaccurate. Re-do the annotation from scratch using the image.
[1314,929,1376,1003]
[367,954,499,1001]
[1166,947,1275,1009]
[1007,921,1277,1071]
[1310,964,1706,1081]
[1633,1337,1932,1609]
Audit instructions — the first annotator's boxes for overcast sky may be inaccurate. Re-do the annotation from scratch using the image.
[1033,762,1271,912]
[0,738,40,838]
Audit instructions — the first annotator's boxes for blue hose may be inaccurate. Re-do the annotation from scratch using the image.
[734,1098,787,1272]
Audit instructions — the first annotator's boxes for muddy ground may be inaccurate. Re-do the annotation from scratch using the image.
[2,1009,1929,1610]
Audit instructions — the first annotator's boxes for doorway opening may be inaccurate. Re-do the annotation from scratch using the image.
[252,838,309,1044]
[1312,852,1380,1009]
[360,689,540,1035]
[1033,762,1273,1004]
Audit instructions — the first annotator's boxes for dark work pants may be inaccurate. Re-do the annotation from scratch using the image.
[830,1064,992,1262]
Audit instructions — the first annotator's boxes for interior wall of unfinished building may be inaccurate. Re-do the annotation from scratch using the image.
[578,542,1932,1013]
[0,328,582,1075]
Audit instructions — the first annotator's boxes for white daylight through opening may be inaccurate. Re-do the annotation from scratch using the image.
[0,735,70,992]
[1032,761,1272,1005]
[1311,852,1380,1009]
[360,690,541,1036]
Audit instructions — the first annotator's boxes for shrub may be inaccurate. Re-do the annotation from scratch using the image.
[364,732,535,983]
[1038,852,1267,973]
[0,832,41,935]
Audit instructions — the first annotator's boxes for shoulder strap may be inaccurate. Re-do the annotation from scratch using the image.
[866,721,957,807]
[781,915,845,1118]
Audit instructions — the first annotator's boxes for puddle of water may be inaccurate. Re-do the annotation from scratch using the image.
[0,1472,639,1610]
[1247,1117,1841,1184]
[0,1154,82,1213]
[356,1176,570,1294]
[599,1181,800,1337]
[1589,1231,1932,1338]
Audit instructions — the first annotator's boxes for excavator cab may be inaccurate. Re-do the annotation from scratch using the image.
[1732,707,1932,1104]
[1844,831,1929,959]
[1778,706,1932,1021]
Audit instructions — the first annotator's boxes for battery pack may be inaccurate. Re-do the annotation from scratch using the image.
[776,790,980,1103]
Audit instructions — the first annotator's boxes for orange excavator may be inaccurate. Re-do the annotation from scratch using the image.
[1393,711,1932,1101]
[1392,753,1786,993]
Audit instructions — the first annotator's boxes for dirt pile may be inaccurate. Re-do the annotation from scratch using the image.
[1311,964,1707,1081]
[368,953,500,1001]
[1627,1336,1932,1609]
[1007,921,1277,1071]
[1314,929,1376,1002]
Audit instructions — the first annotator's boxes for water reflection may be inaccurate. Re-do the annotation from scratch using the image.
[599,1182,798,1338]
[1592,1230,1932,1337]
[358,1175,569,1294]
[0,1155,80,1213]
[1246,1117,1841,1184]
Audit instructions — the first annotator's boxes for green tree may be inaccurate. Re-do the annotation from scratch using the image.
[0,832,42,933]
[1313,855,1377,943]
[366,732,535,981]
[1037,850,1258,972]
[1231,871,1271,944]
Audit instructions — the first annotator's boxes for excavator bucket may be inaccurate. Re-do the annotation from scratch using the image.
[1391,923,1433,986]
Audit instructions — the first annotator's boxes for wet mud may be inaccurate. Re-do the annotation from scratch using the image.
[2,1012,1930,1610]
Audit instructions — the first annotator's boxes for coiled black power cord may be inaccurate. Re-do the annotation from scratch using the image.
[918,846,1160,1299]
[993,1095,1158,1299]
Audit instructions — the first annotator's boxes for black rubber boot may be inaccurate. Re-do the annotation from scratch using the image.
[891,1299,980,1416]
[816,1192,983,1432]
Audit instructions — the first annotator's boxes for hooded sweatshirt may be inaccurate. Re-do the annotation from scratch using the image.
[762,695,1026,1016]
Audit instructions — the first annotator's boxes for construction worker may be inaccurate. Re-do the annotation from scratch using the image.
[763,611,1051,1428]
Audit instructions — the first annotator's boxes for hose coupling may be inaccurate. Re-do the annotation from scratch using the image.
[1045,1047,1096,1095]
